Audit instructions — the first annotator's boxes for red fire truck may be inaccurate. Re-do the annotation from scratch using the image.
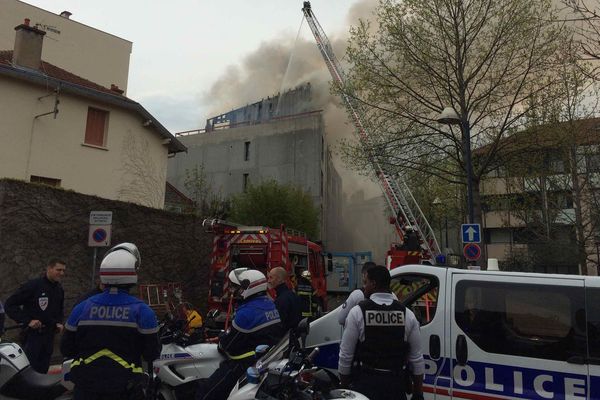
[202,219,327,316]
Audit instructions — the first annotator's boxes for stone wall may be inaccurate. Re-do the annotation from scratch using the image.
[0,179,212,316]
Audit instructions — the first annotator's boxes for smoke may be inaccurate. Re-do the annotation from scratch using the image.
[201,0,378,171]
[201,0,395,260]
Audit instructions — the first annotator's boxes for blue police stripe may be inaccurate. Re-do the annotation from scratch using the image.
[424,357,590,400]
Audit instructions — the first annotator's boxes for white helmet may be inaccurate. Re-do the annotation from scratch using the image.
[228,268,267,299]
[100,242,141,285]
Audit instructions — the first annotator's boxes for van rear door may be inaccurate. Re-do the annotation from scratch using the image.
[584,277,600,399]
[449,272,587,399]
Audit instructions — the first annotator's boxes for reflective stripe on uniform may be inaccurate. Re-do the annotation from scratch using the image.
[226,350,256,360]
[232,318,280,334]
[70,348,143,373]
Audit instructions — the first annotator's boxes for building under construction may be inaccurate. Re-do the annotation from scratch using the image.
[167,83,343,250]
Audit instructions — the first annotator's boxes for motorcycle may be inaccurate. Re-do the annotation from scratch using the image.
[151,312,224,400]
[0,333,72,400]
[228,319,368,400]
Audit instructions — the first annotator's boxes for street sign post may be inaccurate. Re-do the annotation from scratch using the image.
[89,211,113,289]
[463,243,482,261]
[461,223,481,243]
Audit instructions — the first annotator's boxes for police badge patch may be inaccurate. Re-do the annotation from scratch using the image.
[38,296,49,311]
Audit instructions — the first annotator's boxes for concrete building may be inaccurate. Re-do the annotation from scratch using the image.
[168,84,343,249]
[480,118,600,275]
[1,0,131,93]
[0,20,185,208]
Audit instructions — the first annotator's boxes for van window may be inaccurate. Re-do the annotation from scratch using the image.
[585,288,600,359]
[455,281,586,361]
[391,274,439,326]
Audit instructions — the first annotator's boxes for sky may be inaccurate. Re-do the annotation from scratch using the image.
[22,0,370,132]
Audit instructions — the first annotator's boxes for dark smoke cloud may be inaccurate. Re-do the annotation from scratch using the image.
[201,0,395,260]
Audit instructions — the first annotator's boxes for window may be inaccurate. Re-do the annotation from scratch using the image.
[244,141,250,161]
[30,175,61,187]
[586,288,600,359]
[455,281,585,361]
[391,274,439,326]
[243,173,249,192]
[84,107,109,147]
[587,154,600,173]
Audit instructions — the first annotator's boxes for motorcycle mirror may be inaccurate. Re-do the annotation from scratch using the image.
[255,344,269,357]
[297,318,310,336]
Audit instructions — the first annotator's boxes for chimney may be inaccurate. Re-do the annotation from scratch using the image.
[13,19,46,70]
[59,11,72,19]
[110,84,124,95]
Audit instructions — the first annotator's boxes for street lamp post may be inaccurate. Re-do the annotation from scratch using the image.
[437,107,475,223]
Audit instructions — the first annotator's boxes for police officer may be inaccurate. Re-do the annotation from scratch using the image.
[268,266,301,331]
[5,258,66,373]
[338,265,424,400]
[196,268,283,400]
[61,243,161,400]
[337,261,376,326]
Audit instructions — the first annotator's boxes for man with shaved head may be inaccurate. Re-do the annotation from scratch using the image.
[268,267,302,331]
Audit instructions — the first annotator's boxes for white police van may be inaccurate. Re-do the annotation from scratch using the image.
[306,265,600,399]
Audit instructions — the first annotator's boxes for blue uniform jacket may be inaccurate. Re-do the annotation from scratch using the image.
[60,288,161,392]
[219,295,283,360]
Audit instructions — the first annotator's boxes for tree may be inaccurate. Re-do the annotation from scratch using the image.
[562,0,600,75]
[183,164,229,218]
[229,180,320,238]
[118,133,166,208]
[484,42,600,274]
[339,0,569,228]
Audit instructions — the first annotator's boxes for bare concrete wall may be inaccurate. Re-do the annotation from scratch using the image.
[0,179,211,315]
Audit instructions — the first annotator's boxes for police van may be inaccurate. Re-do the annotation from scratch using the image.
[306,265,600,399]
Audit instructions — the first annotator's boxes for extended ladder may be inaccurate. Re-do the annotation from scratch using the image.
[301,2,440,262]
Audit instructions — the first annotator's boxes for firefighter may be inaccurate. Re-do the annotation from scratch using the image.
[5,258,66,373]
[338,265,425,400]
[402,226,421,251]
[196,268,283,400]
[61,243,161,400]
[296,269,317,318]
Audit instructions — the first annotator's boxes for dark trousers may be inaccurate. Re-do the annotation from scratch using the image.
[351,371,407,400]
[23,330,54,373]
[73,387,133,400]
[195,359,252,400]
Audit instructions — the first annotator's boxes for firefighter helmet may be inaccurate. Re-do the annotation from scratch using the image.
[228,268,267,299]
[100,242,140,285]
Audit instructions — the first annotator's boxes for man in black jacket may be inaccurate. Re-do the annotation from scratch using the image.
[268,267,301,331]
[5,258,66,373]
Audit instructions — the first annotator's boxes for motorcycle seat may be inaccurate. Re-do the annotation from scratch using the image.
[1,366,67,400]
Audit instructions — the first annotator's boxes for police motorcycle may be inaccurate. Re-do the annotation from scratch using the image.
[151,311,225,400]
[228,318,368,400]
[0,326,72,400]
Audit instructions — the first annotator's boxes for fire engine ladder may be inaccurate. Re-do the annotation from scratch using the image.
[301,2,440,262]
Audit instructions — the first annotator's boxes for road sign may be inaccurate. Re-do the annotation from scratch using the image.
[463,243,481,261]
[90,211,113,225]
[88,225,111,247]
[461,223,481,243]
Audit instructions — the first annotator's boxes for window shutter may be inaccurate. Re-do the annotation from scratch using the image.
[84,108,108,146]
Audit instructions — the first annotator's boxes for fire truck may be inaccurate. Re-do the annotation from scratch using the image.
[202,218,327,316]
[302,2,442,268]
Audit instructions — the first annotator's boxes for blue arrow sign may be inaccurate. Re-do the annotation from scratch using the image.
[461,224,481,243]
